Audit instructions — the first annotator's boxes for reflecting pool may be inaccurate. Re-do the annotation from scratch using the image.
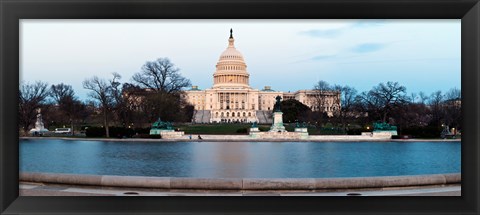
[20,139,460,178]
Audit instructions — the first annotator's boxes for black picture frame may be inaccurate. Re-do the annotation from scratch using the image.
[1,0,478,214]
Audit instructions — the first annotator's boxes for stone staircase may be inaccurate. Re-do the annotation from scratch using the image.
[256,110,273,124]
[192,110,211,123]
[201,110,211,123]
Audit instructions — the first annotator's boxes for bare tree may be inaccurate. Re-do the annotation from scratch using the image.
[445,87,461,101]
[392,101,431,132]
[361,81,407,123]
[418,91,429,105]
[312,80,332,125]
[109,72,131,127]
[313,81,332,112]
[443,88,461,130]
[110,72,122,102]
[333,85,357,131]
[132,58,191,93]
[19,81,50,134]
[428,90,444,127]
[409,92,417,103]
[83,75,116,137]
[50,83,75,104]
[356,90,381,123]
[49,83,85,135]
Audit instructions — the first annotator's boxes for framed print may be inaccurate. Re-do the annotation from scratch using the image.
[1,0,479,214]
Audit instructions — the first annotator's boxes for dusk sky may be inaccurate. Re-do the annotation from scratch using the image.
[20,19,460,101]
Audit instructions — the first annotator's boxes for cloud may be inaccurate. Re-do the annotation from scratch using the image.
[338,57,460,64]
[300,28,344,38]
[351,43,386,53]
[311,55,336,61]
[351,20,387,28]
[301,20,386,38]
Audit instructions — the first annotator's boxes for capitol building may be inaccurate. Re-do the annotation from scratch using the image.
[183,29,340,124]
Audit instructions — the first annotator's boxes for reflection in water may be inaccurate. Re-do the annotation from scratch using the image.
[191,142,249,178]
[20,139,461,178]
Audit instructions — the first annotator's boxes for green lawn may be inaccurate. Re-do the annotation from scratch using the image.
[177,123,348,135]
[177,124,264,134]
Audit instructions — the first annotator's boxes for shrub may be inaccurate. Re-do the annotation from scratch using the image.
[258,126,270,132]
[85,127,105,137]
[133,127,150,135]
[346,128,367,135]
[149,134,161,139]
[236,128,248,133]
[85,126,136,138]
[133,133,151,138]
[399,126,442,138]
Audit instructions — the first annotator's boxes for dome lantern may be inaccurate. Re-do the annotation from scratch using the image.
[228,28,235,47]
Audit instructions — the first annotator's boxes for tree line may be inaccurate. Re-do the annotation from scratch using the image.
[19,57,461,138]
[281,80,461,137]
[19,58,193,137]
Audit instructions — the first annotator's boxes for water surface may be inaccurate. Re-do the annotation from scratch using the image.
[20,139,460,178]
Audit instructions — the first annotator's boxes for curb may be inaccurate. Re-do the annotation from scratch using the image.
[20,172,461,190]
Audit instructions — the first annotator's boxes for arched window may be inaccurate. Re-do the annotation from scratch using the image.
[232,112,235,117]
[243,112,246,117]
[248,112,251,117]
[226,112,229,117]
[216,112,219,117]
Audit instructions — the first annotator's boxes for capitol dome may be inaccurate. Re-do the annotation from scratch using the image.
[213,29,250,89]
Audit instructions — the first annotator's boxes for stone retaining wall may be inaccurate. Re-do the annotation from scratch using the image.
[20,172,461,190]
[249,131,309,140]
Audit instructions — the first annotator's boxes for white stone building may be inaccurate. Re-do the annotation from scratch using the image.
[184,30,340,123]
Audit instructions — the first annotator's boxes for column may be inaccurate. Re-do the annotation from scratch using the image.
[235,93,238,109]
[222,93,225,109]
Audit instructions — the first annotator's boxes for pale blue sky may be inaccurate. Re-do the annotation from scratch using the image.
[20,19,461,101]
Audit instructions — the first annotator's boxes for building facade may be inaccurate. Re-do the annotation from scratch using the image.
[184,30,340,123]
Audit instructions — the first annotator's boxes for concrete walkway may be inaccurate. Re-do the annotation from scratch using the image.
[20,182,460,196]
